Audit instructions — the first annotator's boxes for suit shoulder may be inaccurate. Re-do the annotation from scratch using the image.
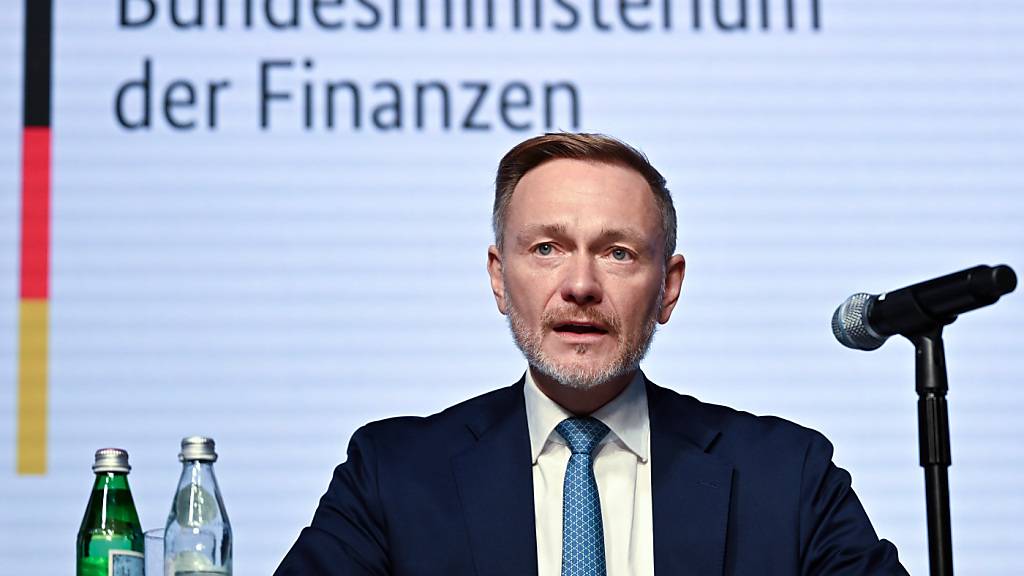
[651,383,830,456]
[354,383,520,445]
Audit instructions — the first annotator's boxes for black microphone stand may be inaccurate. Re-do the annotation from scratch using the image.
[840,264,1018,575]
[906,328,954,576]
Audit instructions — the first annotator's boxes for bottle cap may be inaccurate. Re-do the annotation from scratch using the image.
[179,436,218,462]
[92,448,131,474]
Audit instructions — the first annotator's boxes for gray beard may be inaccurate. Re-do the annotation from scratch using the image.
[504,285,662,391]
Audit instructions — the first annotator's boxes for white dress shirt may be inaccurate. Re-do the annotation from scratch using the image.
[524,369,654,576]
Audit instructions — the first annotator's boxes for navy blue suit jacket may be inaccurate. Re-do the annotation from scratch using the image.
[276,379,907,575]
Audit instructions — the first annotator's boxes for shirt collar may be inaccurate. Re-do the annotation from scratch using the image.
[523,368,650,464]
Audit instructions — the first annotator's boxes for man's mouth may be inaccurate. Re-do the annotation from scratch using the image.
[553,322,609,335]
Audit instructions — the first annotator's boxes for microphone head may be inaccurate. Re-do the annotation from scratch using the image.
[831,293,887,351]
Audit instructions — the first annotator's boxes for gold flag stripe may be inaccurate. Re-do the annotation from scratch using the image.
[17,299,48,475]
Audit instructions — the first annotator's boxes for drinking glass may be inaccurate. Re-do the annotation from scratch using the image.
[144,529,165,576]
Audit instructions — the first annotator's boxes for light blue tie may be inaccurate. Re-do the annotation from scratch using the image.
[556,417,611,576]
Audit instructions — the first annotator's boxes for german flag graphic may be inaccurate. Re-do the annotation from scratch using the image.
[18,0,53,475]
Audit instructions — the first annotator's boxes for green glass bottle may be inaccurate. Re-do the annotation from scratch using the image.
[76,448,144,576]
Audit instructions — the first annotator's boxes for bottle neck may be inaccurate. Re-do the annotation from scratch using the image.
[92,471,131,491]
[176,459,221,493]
[179,458,215,474]
[173,459,228,528]
[80,471,141,535]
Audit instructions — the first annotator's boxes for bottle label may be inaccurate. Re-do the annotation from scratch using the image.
[108,550,144,576]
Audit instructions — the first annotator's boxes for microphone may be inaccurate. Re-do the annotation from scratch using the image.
[832,264,1017,350]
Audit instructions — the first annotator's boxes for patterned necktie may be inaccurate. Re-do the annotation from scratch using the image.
[556,417,611,576]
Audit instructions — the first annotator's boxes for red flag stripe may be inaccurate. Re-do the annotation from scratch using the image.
[20,127,50,300]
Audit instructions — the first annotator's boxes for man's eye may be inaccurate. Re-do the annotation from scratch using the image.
[611,248,632,261]
[535,243,553,256]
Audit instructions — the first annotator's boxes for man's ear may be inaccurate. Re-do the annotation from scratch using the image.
[658,253,686,324]
[487,245,508,315]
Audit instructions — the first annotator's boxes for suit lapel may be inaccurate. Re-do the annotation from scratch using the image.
[648,382,733,576]
[451,382,538,576]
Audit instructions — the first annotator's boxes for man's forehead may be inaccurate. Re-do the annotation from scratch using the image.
[507,159,659,225]
[513,159,653,205]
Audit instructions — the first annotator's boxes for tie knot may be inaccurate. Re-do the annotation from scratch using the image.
[556,417,610,455]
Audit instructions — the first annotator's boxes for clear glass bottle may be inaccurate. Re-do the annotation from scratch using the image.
[76,448,145,576]
[164,436,232,576]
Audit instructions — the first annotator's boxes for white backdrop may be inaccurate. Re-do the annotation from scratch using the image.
[1,1,1023,574]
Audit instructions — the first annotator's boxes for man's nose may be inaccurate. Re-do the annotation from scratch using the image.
[559,254,603,305]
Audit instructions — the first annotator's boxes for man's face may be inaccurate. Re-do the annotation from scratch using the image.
[488,158,685,391]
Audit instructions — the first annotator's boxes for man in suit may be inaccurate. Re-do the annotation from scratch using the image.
[276,133,908,575]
